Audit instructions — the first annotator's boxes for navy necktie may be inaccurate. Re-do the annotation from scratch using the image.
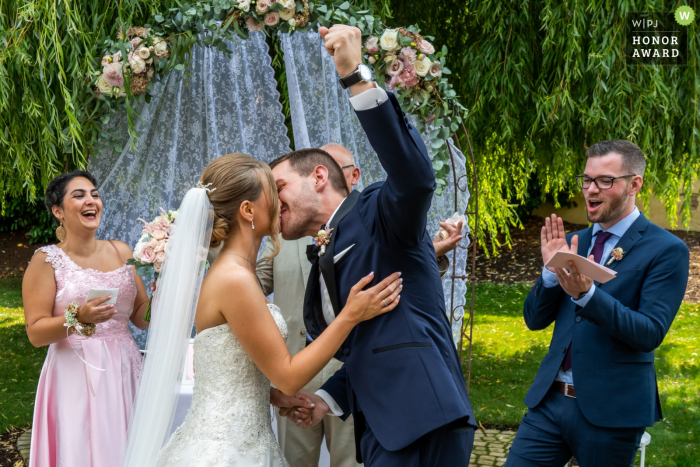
[561,230,614,372]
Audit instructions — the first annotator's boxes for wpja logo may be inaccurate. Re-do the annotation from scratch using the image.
[626,8,692,65]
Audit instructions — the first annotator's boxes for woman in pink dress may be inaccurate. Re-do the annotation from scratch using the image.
[23,171,151,467]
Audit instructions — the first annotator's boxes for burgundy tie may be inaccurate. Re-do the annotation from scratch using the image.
[561,231,614,372]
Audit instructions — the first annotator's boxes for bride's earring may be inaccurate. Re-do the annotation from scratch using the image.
[251,218,255,230]
[55,222,66,242]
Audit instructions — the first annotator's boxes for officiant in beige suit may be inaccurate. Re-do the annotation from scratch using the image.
[256,143,464,467]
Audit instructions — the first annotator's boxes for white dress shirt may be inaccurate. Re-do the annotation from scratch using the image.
[315,84,388,417]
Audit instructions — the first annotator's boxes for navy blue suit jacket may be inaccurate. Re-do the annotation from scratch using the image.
[523,214,689,428]
[303,92,475,455]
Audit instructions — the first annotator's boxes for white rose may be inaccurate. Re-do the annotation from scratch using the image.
[368,56,376,64]
[413,56,431,77]
[379,29,400,52]
[288,18,297,27]
[129,55,146,74]
[238,0,251,11]
[256,0,270,14]
[280,6,295,20]
[137,47,150,60]
[96,74,113,94]
[282,0,295,8]
[134,238,146,260]
[153,38,168,57]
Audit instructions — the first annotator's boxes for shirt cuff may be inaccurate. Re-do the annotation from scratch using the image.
[572,284,596,307]
[349,85,388,111]
[541,267,559,288]
[315,389,344,416]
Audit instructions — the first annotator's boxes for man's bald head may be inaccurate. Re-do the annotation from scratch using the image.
[321,143,361,190]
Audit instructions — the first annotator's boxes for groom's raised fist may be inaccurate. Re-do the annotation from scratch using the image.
[320,25,374,95]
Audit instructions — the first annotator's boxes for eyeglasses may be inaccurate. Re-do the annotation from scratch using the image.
[340,164,355,170]
[576,174,636,190]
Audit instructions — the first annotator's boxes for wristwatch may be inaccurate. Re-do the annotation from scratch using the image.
[338,63,372,89]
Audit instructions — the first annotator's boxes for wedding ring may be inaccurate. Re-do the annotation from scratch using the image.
[382,299,388,307]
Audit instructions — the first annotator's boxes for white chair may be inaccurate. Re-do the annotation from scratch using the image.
[638,431,651,467]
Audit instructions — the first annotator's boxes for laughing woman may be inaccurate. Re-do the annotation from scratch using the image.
[22,171,151,467]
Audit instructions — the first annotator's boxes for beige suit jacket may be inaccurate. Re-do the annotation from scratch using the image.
[256,236,313,357]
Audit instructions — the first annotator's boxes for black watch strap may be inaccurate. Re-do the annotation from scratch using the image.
[339,67,362,89]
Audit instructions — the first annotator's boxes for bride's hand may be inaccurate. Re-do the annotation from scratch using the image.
[341,272,402,325]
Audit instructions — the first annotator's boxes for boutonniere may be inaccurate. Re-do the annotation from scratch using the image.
[606,247,625,266]
[314,228,333,256]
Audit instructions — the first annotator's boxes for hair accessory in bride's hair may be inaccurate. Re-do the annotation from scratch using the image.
[196,181,216,193]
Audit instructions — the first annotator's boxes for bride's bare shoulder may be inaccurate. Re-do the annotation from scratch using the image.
[202,260,261,301]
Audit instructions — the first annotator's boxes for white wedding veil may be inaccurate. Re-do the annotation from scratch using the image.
[122,187,214,466]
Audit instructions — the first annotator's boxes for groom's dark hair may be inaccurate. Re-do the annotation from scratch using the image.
[270,149,350,196]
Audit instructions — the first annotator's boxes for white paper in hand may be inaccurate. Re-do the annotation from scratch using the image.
[86,288,119,305]
[545,251,617,284]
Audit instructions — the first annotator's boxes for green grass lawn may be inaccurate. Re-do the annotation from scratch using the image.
[1,278,698,465]
[467,282,700,466]
[0,277,46,433]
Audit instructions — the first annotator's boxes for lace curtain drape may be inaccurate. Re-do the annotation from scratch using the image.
[280,31,470,344]
[89,32,292,348]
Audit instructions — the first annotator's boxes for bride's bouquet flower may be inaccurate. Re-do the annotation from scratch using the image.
[127,209,177,321]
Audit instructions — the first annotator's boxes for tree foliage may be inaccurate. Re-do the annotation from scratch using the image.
[393,0,700,251]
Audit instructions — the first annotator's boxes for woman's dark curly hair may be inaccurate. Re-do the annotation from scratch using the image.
[44,171,99,225]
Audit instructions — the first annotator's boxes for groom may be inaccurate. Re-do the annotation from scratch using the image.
[269,25,475,466]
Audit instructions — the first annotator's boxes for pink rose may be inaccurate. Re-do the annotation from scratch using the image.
[103,62,124,87]
[398,63,419,88]
[400,46,417,63]
[153,229,166,240]
[246,17,263,31]
[386,58,404,77]
[112,51,123,63]
[130,37,143,50]
[364,36,379,53]
[146,238,157,249]
[154,240,166,253]
[418,40,435,55]
[429,61,442,78]
[140,247,156,263]
[153,260,163,273]
[155,252,165,263]
[264,12,280,26]
[101,56,112,67]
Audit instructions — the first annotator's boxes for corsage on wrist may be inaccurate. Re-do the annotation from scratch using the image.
[64,301,96,337]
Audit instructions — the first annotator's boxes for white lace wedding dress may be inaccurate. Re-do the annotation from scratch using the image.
[155,304,290,467]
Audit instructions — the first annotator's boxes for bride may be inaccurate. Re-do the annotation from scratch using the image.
[122,153,402,466]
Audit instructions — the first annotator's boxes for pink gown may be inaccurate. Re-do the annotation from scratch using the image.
[29,244,143,467]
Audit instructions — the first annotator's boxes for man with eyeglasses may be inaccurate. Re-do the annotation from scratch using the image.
[505,140,689,466]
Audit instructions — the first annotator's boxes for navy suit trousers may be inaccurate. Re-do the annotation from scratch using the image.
[360,415,474,467]
[505,388,645,467]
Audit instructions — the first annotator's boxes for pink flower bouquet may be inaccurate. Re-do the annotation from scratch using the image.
[127,209,177,321]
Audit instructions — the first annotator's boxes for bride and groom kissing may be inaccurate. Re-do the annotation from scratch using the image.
[125,25,475,467]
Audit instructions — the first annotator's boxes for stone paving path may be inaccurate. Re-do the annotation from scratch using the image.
[16,427,525,466]
[17,429,31,464]
[471,429,516,466]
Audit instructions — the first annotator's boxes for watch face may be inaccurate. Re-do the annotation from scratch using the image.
[358,64,372,81]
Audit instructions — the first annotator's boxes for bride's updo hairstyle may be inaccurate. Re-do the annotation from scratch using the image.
[200,153,280,257]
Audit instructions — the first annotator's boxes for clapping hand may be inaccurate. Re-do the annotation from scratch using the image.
[541,214,594,299]
[541,214,578,272]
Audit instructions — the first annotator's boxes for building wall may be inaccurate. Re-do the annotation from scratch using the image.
[532,192,700,231]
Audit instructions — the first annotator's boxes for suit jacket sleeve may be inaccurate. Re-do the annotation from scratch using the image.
[320,365,352,420]
[578,240,689,352]
[255,236,276,297]
[523,275,564,331]
[354,92,436,247]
